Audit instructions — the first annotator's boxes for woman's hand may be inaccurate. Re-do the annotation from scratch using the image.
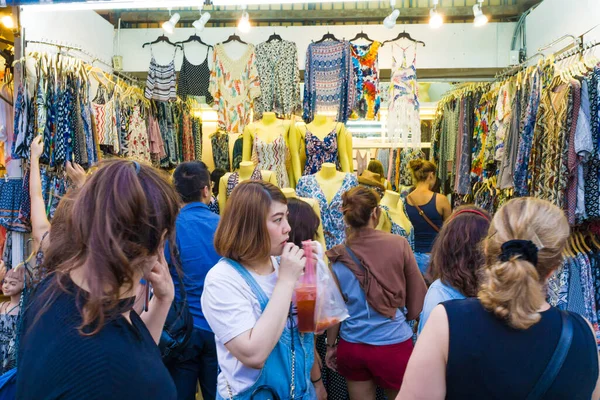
[278,243,306,285]
[66,161,87,188]
[314,379,327,400]
[30,136,43,161]
[144,252,174,305]
[0,260,6,283]
[325,346,338,372]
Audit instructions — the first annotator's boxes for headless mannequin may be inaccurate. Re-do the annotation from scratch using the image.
[282,188,327,250]
[242,112,294,188]
[291,114,353,186]
[377,190,413,235]
[218,161,277,211]
[315,162,347,204]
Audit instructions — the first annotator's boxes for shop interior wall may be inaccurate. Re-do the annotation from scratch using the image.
[525,0,600,55]
[118,22,516,72]
[20,9,115,67]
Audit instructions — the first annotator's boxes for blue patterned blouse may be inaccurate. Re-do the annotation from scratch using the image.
[296,173,358,250]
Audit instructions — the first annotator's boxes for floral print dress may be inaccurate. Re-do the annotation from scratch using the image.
[296,173,358,250]
[350,41,381,120]
[0,308,18,373]
[209,44,261,134]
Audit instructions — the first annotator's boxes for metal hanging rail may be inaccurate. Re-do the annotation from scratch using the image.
[25,38,142,86]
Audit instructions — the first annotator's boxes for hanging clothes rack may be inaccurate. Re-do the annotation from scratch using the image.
[25,39,142,86]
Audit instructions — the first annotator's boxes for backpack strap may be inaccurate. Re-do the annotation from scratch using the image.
[525,311,574,400]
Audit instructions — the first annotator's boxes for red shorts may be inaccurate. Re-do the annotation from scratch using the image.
[336,338,413,390]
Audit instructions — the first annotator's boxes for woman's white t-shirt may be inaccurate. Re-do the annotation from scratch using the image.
[201,257,281,397]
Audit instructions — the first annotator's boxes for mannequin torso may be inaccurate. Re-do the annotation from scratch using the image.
[243,112,294,188]
[218,161,277,211]
[296,162,358,249]
[379,190,413,235]
[315,163,347,204]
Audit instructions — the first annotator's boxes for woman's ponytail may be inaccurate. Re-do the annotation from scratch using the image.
[478,198,569,330]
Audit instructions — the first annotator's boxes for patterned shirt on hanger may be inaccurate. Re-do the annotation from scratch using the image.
[145,51,177,102]
[386,43,420,146]
[350,41,381,120]
[177,46,214,104]
[209,44,261,134]
[254,40,301,119]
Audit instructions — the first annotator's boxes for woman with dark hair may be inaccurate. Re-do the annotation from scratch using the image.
[201,181,325,400]
[418,206,491,334]
[287,198,320,247]
[17,159,181,400]
[405,159,452,274]
[326,187,426,400]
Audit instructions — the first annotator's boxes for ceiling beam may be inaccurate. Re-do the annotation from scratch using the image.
[99,4,530,25]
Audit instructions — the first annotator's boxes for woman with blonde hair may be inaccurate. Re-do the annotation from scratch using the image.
[399,198,600,400]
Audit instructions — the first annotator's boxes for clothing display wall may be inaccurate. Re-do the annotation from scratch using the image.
[431,60,600,224]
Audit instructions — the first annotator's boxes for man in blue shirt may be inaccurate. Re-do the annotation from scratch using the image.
[168,162,221,400]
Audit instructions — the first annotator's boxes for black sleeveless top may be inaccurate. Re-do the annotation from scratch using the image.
[443,298,598,400]
[177,48,213,104]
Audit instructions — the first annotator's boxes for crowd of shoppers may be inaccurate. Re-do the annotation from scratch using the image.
[2,156,597,400]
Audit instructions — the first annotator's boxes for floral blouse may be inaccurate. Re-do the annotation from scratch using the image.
[296,173,358,250]
[254,40,301,119]
[209,44,261,134]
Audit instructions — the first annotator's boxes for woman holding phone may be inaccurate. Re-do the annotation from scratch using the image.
[17,159,180,400]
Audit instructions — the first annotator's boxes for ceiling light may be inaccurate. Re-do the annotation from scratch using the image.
[429,9,443,28]
[383,9,399,29]
[162,12,180,34]
[473,1,488,27]
[193,12,211,32]
[428,0,443,29]
[1,16,14,30]
[237,10,251,33]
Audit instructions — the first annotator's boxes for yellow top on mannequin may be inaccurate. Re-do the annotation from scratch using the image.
[218,161,278,211]
[377,190,413,234]
[291,114,353,186]
[315,162,347,204]
[281,188,327,250]
[242,113,294,185]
